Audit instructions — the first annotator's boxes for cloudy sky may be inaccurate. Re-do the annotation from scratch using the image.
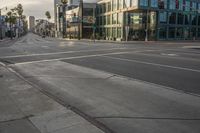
[0,0,97,21]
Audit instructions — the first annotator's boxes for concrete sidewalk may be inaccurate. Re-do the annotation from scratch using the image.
[0,63,104,133]
[11,61,200,133]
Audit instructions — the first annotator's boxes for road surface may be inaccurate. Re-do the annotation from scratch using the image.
[1,33,200,133]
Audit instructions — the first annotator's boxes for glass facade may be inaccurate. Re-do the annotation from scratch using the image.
[96,0,200,41]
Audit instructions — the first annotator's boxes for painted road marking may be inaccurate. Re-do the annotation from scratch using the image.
[13,51,135,65]
[161,53,178,56]
[102,56,200,73]
[1,48,138,58]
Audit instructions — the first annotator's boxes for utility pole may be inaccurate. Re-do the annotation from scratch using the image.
[78,0,83,40]
[145,9,149,42]
[92,6,96,42]
[0,9,2,40]
[61,0,68,38]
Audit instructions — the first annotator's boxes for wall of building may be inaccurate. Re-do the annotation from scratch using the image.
[96,0,200,41]
[28,16,35,31]
[65,3,96,39]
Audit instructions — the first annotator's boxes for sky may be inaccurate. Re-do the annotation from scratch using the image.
[0,0,98,21]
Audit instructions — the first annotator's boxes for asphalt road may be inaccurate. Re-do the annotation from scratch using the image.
[1,33,200,95]
[1,33,200,133]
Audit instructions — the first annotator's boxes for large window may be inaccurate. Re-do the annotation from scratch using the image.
[178,0,183,10]
[168,27,175,38]
[198,3,200,10]
[102,16,106,25]
[112,27,117,38]
[102,3,106,13]
[117,27,122,38]
[83,8,93,16]
[198,16,200,26]
[112,13,117,24]
[169,0,175,10]
[106,2,111,12]
[176,27,184,38]
[159,27,167,39]
[99,16,102,25]
[177,13,184,25]
[185,1,190,11]
[151,0,158,7]
[118,0,123,9]
[112,0,117,11]
[191,28,197,37]
[107,15,111,25]
[107,28,111,38]
[128,13,144,25]
[124,0,131,8]
[185,14,190,25]
[191,15,197,25]
[140,0,148,6]
[169,12,176,24]
[159,12,167,24]
[158,0,167,9]
[118,13,123,24]
[198,28,200,37]
[192,2,197,11]
[131,0,138,7]
[184,27,190,39]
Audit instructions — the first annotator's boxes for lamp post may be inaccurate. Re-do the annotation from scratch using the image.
[61,0,68,38]
[78,0,83,40]
[145,9,149,42]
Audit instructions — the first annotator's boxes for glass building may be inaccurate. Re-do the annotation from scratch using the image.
[96,0,200,41]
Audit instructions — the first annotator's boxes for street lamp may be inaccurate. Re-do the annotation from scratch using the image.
[78,0,83,40]
[61,0,68,38]
[145,9,149,42]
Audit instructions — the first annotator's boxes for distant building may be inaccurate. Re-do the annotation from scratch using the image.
[35,19,55,37]
[54,0,80,37]
[27,16,35,31]
[66,3,96,39]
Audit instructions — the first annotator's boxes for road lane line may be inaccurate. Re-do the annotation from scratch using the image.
[1,48,138,58]
[13,51,135,65]
[127,51,200,62]
[102,56,200,73]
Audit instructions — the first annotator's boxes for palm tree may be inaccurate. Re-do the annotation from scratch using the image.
[45,11,51,21]
[6,11,17,39]
[45,11,51,36]
[13,4,24,37]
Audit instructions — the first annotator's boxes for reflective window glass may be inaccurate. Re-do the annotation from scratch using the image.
[151,0,158,7]
[140,0,148,6]
[158,0,167,9]
[168,27,175,38]
[124,0,131,7]
[177,13,184,25]
[169,12,176,24]
[159,12,167,23]
[185,14,190,25]
[169,0,175,9]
